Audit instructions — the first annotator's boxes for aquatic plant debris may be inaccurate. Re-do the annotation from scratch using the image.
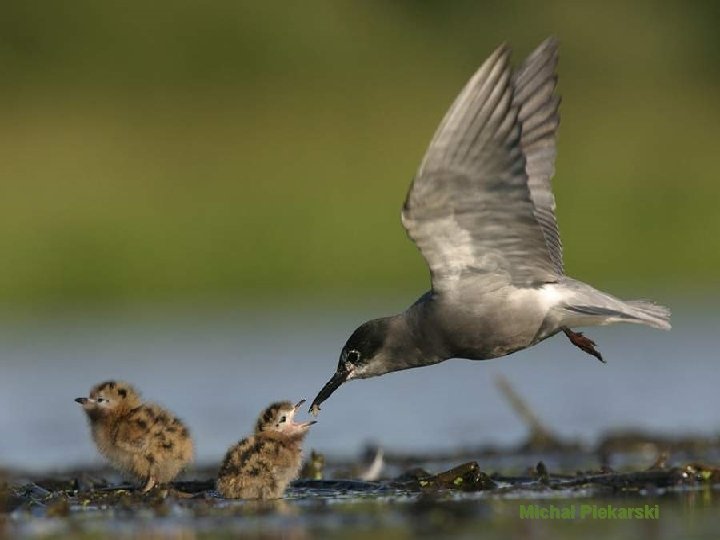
[4,426,720,537]
[2,456,719,538]
[397,462,498,491]
[4,460,719,510]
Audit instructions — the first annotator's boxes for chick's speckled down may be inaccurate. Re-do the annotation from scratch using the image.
[217,400,314,499]
[76,380,194,492]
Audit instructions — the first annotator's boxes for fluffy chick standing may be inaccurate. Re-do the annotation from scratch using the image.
[76,381,194,491]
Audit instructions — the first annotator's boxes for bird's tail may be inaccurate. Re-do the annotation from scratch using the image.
[622,300,672,330]
[563,300,671,330]
[556,280,671,331]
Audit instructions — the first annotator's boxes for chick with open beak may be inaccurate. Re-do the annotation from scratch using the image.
[217,399,316,499]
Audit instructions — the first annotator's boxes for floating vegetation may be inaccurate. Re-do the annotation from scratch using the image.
[2,437,719,539]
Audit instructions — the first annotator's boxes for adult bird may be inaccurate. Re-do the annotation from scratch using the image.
[310,38,670,414]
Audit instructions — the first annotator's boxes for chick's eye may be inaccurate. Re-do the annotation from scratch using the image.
[279,416,287,423]
[347,350,360,363]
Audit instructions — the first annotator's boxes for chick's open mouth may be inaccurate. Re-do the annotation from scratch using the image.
[288,399,317,428]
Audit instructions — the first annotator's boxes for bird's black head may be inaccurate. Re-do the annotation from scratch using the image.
[340,318,389,372]
[309,317,392,415]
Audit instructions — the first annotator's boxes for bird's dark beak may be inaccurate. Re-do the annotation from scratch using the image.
[309,362,351,416]
[294,399,306,410]
[75,397,88,405]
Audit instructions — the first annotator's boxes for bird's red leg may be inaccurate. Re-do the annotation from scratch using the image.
[562,327,604,363]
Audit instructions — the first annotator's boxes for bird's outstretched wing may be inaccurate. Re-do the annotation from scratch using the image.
[401,39,562,291]
[513,37,563,274]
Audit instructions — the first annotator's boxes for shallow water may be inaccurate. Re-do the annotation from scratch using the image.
[0,300,717,471]
[6,474,720,540]
[1,301,718,538]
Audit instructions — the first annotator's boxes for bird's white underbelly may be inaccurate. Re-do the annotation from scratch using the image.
[433,282,567,360]
[535,283,570,311]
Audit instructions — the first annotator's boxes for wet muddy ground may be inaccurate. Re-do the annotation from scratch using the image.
[3,432,719,539]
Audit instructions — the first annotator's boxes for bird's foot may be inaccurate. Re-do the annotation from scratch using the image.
[562,327,604,363]
[141,477,157,493]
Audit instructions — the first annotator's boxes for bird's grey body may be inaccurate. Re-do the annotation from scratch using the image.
[310,38,670,412]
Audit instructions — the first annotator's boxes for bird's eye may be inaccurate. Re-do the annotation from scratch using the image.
[96,398,104,403]
[279,416,287,423]
[347,350,361,363]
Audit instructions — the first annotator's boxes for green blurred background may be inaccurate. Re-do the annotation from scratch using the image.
[0,0,716,312]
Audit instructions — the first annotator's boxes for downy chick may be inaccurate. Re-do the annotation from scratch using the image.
[217,400,315,499]
[76,380,194,492]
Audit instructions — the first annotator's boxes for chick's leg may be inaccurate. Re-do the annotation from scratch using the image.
[141,476,156,493]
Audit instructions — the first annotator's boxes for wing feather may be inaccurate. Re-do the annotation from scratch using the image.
[513,37,564,274]
[402,40,561,291]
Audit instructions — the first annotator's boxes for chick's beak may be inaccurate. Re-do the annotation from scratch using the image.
[290,399,317,428]
[75,397,88,405]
